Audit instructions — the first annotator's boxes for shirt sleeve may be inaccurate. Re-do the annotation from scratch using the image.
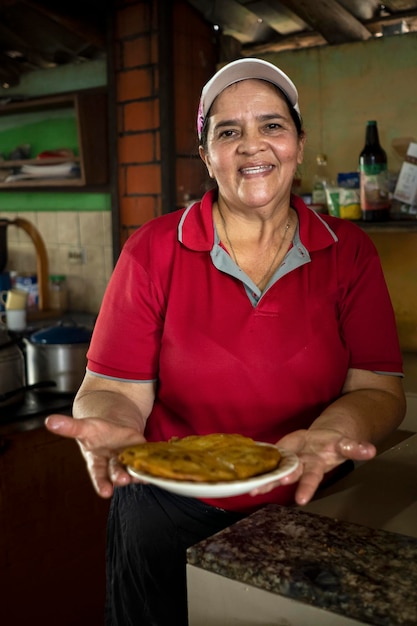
[87,231,165,381]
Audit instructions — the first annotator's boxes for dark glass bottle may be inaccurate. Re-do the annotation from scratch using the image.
[359,120,390,222]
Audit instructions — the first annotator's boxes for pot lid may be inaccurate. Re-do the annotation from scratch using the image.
[30,322,92,345]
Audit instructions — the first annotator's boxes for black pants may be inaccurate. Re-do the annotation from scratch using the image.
[105,484,245,626]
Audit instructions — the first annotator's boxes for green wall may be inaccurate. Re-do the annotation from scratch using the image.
[0,192,110,211]
[0,112,78,157]
[0,59,109,212]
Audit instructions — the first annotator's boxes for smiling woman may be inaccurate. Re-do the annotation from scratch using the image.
[45,57,405,626]
[199,76,305,289]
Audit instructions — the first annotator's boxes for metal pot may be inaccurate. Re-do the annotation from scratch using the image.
[24,322,92,393]
[0,327,26,405]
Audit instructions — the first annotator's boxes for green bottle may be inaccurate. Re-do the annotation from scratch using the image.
[359,120,390,222]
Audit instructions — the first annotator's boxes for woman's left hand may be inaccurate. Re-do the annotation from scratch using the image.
[251,427,376,505]
[251,370,405,505]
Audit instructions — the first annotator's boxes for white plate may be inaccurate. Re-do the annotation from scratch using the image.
[126,446,299,498]
[20,162,75,177]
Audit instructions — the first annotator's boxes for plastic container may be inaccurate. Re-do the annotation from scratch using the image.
[15,273,38,310]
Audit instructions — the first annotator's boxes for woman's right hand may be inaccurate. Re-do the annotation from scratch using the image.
[45,373,156,498]
[45,413,147,498]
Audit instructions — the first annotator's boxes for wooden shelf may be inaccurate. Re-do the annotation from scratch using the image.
[358,220,417,233]
[0,89,108,189]
[0,177,84,188]
[0,156,80,167]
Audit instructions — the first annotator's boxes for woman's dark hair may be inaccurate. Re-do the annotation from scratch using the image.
[199,81,304,150]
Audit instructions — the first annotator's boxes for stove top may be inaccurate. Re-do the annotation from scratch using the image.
[0,390,74,430]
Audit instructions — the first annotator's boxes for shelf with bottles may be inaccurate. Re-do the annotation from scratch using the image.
[358,219,417,233]
[0,89,108,189]
[302,195,417,231]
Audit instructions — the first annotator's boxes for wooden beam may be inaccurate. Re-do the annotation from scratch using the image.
[276,0,372,43]
[364,8,417,34]
[243,8,417,54]
[23,0,106,49]
[188,0,276,43]
[243,30,327,54]
[0,19,56,68]
[242,0,308,34]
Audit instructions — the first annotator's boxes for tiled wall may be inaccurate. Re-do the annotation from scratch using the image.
[1,210,113,314]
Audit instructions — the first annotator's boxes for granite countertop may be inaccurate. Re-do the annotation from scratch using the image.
[187,435,417,626]
[187,504,417,626]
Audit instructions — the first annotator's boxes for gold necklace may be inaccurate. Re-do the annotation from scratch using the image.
[218,206,292,289]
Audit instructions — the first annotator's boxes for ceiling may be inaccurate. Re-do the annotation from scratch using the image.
[187,0,417,57]
[0,0,416,88]
[0,0,106,88]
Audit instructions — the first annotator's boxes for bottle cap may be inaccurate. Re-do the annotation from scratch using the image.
[49,274,66,282]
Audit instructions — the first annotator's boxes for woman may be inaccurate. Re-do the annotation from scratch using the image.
[45,58,405,625]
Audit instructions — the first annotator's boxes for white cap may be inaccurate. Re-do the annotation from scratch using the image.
[197,57,301,139]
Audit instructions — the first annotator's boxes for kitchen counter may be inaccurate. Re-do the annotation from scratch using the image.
[0,395,109,625]
[0,312,103,625]
[187,434,417,626]
[303,433,417,537]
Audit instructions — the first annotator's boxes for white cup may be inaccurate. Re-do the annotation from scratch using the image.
[0,308,27,331]
[0,288,28,310]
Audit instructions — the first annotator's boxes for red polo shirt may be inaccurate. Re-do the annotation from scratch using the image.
[87,190,402,512]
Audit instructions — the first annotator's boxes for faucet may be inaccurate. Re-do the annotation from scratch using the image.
[6,217,50,311]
